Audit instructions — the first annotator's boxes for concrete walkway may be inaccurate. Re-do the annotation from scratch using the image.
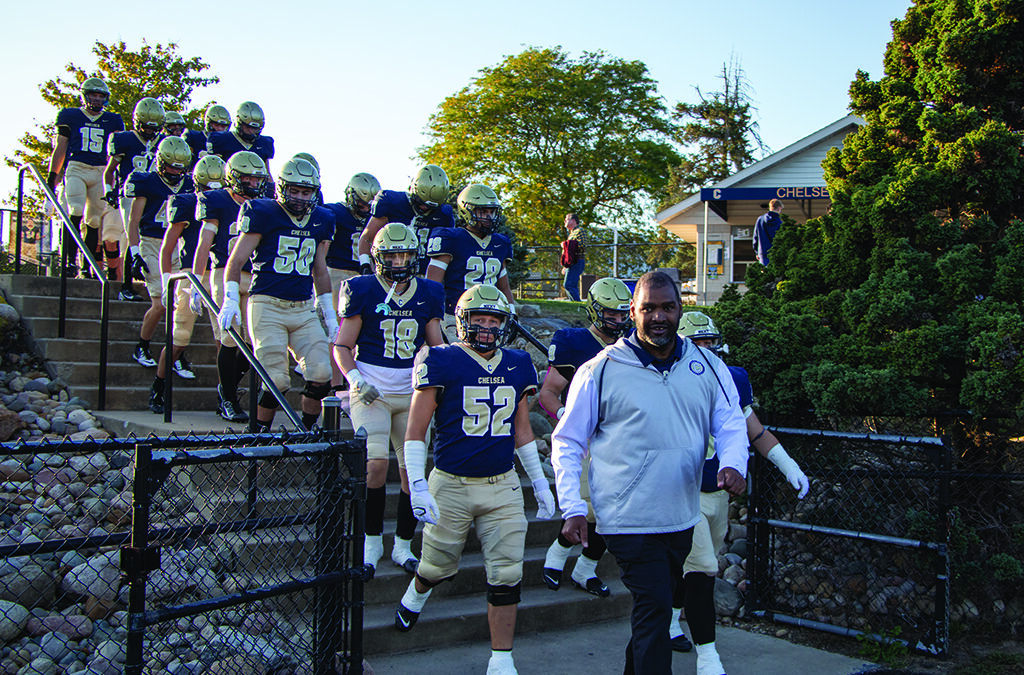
[364,616,876,674]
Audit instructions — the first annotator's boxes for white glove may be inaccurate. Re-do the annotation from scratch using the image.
[316,293,339,340]
[217,280,241,331]
[410,479,439,524]
[345,369,380,406]
[160,272,172,306]
[767,444,809,499]
[532,478,556,520]
[189,285,204,315]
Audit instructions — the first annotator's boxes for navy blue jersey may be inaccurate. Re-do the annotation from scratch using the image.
[183,130,207,164]
[322,202,364,271]
[414,345,537,478]
[196,188,248,270]
[426,227,512,314]
[206,130,275,165]
[369,190,456,274]
[167,192,205,270]
[107,131,159,194]
[239,199,333,301]
[547,326,608,381]
[339,276,444,368]
[55,108,124,167]
[701,365,755,492]
[124,172,195,240]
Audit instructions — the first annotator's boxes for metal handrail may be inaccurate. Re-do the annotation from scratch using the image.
[16,164,110,410]
[161,271,304,430]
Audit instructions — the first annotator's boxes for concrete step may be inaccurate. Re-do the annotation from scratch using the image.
[5,292,195,322]
[1,273,125,299]
[53,360,219,388]
[36,338,220,364]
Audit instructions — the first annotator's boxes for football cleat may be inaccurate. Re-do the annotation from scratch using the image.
[133,345,157,368]
[217,386,249,423]
[570,574,611,598]
[148,385,164,414]
[394,603,420,633]
[542,568,562,591]
[172,355,196,379]
[119,287,144,302]
[670,633,694,652]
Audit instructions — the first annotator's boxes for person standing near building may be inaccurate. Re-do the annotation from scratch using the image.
[753,199,784,266]
[551,270,748,675]
[395,284,554,675]
[560,213,586,301]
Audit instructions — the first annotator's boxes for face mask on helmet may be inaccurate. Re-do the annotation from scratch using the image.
[81,79,109,114]
[163,112,186,136]
[345,173,381,221]
[227,152,268,199]
[278,184,318,216]
[594,308,632,338]
[586,278,633,337]
[457,311,510,352]
[371,224,419,282]
[156,137,191,186]
[409,192,439,216]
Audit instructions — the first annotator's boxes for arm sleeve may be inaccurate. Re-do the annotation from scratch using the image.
[709,357,749,477]
[551,364,600,520]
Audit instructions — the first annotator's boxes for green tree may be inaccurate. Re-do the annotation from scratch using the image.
[419,47,681,247]
[663,56,768,207]
[5,40,218,205]
[714,0,1024,444]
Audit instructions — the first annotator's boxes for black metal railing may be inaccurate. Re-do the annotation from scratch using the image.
[17,163,110,409]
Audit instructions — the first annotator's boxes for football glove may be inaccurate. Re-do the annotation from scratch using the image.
[217,280,241,331]
[359,253,374,276]
[410,479,439,525]
[767,444,810,499]
[532,478,556,520]
[189,285,204,315]
[103,184,119,208]
[129,246,149,276]
[345,369,380,406]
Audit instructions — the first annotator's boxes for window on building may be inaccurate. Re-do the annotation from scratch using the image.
[732,237,756,284]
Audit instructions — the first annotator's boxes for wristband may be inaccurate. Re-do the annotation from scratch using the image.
[766,443,799,474]
[556,407,565,420]
[104,183,113,194]
[344,369,365,389]
[359,253,372,267]
[427,259,449,271]
[515,440,545,483]
[404,439,428,484]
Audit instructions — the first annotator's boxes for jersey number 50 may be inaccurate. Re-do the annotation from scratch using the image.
[274,236,317,275]
[462,385,515,437]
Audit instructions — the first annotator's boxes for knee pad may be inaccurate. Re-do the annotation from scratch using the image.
[105,245,120,260]
[302,380,331,401]
[486,582,521,607]
[414,572,449,589]
[258,388,281,410]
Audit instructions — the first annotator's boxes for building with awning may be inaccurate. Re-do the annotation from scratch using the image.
[655,114,864,304]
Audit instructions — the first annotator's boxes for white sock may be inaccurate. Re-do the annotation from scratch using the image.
[364,535,383,568]
[487,650,516,675]
[696,642,725,675]
[571,554,599,584]
[392,536,416,564]
[669,606,684,639]
[400,579,432,612]
[544,539,572,570]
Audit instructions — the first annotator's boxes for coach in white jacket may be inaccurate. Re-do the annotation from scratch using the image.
[551,270,748,675]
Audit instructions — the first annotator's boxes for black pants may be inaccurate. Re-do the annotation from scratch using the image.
[604,529,693,675]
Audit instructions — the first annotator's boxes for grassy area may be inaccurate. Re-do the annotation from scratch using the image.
[520,298,590,326]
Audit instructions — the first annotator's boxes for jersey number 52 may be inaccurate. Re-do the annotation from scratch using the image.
[462,385,515,437]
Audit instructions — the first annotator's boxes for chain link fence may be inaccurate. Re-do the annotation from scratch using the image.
[0,399,368,675]
[748,414,1024,656]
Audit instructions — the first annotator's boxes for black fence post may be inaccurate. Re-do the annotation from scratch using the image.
[123,442,157,675]
[933,437,952,657]
[748,449,772,613]
[314,396,347,674]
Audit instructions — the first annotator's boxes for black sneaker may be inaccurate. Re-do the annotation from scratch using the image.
[670,634,693,652]
[133,345,157,368]
[571,575,611,598]
[172,355,196,380]
[218,397,249,423]
[394,603,420,632]
[148,387,164,414]
[542,568,562,591]
[119,287,144,302]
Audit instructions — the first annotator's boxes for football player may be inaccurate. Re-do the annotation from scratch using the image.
[124,136,194,371]
[394,284,554,675]
[537,277,632,599]
[103,97,166,295]
[426,183,515,340]
[356,164,455,277]
[147,154,228,413]
[218,158,335,432]
[334,223,444,574]
[322,172,381,389]
[46,77,125,277]
[206,101,274,182]
[671,311,810,671]
[184,103,231,163]
[193,151,269,423]
[162,111,186,138]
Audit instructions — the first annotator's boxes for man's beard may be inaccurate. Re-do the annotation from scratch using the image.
[638,323,674,348]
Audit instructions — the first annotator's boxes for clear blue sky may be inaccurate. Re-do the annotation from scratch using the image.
[4,0,911,208]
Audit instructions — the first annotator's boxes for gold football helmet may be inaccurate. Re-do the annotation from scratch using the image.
[81,78,110,113]
[235,101,265,142]
[192,154,227,190]
[226,151,268,198]
[133,98,165,140]
[156,136,192,186]
[205,104,231,132]
[345,172,381,220]
[455,284,512,352]
[457,183,501,234]
[371,223,419,283]
[408,164,449,215]
[586,277,633,337]
[276,158,320,216]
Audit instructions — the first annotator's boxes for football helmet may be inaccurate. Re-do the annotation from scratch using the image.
[371,223,419,283]
[133,98,165,140]
[457,183,501,234]
[163,110,186,136]
[192,154,227,190]
[586,277,633,337]
[408,164,449,215]
[292,152,320,174]
[156,136,192,186]
[235,101,265,142]
[205,104,231,132]
[226,151,268,198]
[81,77,110,113]
[276,157,320,216]
[345,172,381,219]
[678,311,722,351]
[455,284,512,352]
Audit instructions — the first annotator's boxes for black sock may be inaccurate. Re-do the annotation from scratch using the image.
[234,355,251,390]
[301,411,319,429]
[365,486,386,537]
[151,375,164,391]
[582,523,606,560]
[396,490,417,541]
[217,346,238,397]
[138,338,150,351]
[683,572,716,646]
